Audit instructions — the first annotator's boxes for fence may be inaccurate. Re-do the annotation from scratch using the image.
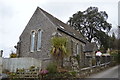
[80,62,111,77]
[14,68,39,79]
[79,55,112,78]
[84,55,111,66]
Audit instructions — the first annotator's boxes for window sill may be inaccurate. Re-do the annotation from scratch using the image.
[37,49,41,51]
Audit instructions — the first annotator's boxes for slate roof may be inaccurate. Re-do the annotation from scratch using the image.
[38,7,88,44]
[84,42,98,52]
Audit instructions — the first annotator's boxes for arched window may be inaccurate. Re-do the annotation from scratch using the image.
[71,40,73,55]
[30,31,35,52]
[76,43,79,55]
[37,29,42,51]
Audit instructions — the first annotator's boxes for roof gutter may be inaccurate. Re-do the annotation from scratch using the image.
[57,28,86,44]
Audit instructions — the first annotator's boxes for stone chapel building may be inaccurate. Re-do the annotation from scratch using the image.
[16,7,95,67]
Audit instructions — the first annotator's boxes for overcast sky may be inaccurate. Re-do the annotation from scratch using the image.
[0,0,119,57]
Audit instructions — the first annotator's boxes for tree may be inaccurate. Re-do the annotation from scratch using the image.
[97,31,110,52]
[68,7,112,50]
[109,32,117,49]
[108,32,119,50]
[51,37,70,67]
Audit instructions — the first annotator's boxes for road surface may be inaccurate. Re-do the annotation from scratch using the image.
[87,65,119,79]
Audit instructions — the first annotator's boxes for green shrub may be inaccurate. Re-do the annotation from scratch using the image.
[29,65,35,69]
[111,50,120,64]
[46,62,57,73]
[45,62,77,79]
[17,68,24,72]
[10,53,17,58]
[69,71,77,77]
[2,69,9,74]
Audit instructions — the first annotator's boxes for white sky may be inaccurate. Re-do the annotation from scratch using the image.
[0,0,119,57]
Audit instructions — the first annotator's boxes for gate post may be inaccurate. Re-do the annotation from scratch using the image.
[0,57,2,74]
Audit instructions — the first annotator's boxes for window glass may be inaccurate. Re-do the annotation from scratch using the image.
[76,43,79,55]
[30,31,35,52]
[71,40,73,55]
[37,29,42,51]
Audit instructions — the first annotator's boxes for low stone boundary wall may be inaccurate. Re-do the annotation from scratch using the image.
[79,62,111,77]
[2,57,42,72]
